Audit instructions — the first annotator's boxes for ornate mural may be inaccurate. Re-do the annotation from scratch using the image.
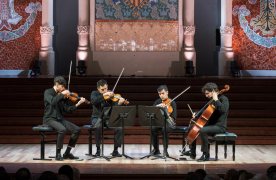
[232,0,276,70]
[95,0,179,52]
[95,21,178,51]
[96,0,178,20]
[0,0,42,70]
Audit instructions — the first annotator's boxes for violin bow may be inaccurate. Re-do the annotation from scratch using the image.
[169,86,191,103]
[67,60,72,92]
[112,67,125,92]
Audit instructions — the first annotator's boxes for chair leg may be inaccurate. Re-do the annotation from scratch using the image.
[182,134,185,149]
[233,141,235,161]
[86,129,93,156]
[33,132,52,161]
[215,142,218,160]
[224,142,227,159]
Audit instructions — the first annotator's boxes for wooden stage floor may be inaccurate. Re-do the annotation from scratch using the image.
[0,144,275,176]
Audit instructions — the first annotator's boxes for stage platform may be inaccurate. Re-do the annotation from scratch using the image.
[0,144,275,179]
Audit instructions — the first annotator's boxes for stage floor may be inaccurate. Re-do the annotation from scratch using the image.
[0,144,275,175]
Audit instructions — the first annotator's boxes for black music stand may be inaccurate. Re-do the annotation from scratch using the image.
[138,105,178,161]
[108,106,136,159]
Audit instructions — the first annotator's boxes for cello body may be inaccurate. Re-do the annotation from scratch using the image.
[186,104,215,144]
[186,85,230,145]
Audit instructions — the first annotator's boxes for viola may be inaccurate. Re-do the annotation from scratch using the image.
[65,91,90,104]
[160,98,173,114]
[185,85,230,145]
[103,91,129,105]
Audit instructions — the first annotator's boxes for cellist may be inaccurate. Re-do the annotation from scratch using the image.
[182,82,229,161]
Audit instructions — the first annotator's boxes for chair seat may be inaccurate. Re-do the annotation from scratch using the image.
[83,124,111,130]
[32,125,54,132]
[83,125,94,129]
[214,132,237,141]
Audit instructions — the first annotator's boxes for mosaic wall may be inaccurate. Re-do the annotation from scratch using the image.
[232,0,276,70]
[0,0,42,70]
[95,0,179,51]
[96,0,178,20]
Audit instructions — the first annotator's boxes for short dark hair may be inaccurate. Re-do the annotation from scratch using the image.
[15,168,31,180]
[97,79,107,88]
[267,166,276,180]
[54,76,67,86]
[157,85,168,92]
[201,82,218,93]
[58,165,73,180]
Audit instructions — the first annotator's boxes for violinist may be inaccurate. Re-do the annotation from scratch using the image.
[43,76,86,161]
[182,82,229,161]
[90,79,126,157]
[151,85,177,156]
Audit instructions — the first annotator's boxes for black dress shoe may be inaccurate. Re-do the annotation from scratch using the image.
[181,150,196,159]
[197,153,210,162]
[151,149,161,155]
[164,151,170,157]
[94,149,100,156]
[111,150,122,157]
[63,153,79,160]
[55,153,63,161]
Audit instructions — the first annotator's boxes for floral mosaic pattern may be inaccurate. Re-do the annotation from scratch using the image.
[0,0,42,70]
[232,0,276,70]
[96,0,178,20]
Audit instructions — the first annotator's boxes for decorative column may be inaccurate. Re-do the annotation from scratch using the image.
[76,0,90,76]
[39,0,55,75]
[219,0,234,76]
[183,0,196,75]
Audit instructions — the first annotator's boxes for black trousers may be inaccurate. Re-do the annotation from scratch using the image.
[151,126,171,151]
[190,125,225,154]
[44,118,80,149]
[151,109,173,151]
[91,117,122,148]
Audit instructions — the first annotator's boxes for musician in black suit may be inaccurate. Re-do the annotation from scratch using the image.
[182,82,229,161]
[43,76,86,161]
[90,79,127,157]
[151,85,177,156]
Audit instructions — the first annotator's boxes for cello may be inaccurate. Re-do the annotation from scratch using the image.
[185,85,230,145]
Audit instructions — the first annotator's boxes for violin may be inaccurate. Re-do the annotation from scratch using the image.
[103,91,129,105]
[102,68,129,105]
[160,98,173,114]
[64,61,90,105]
[65,91,90,104]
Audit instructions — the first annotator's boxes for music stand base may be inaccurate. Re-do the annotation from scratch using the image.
[87,155,112,161]
[122,153,133,159]
[151,154,179,161]
[140,152,158,159]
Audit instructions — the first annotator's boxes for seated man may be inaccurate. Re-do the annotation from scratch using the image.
[151,85,177,156]
[90,79,127,157]
[43,76,86,161]
[182,82,229,161]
